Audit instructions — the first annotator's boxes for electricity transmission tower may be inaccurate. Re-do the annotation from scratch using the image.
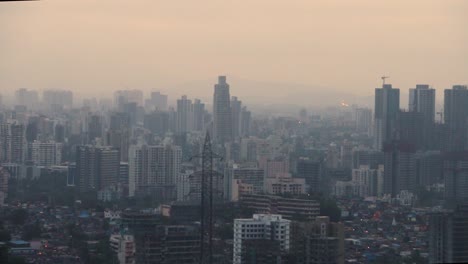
[196,132,222,264]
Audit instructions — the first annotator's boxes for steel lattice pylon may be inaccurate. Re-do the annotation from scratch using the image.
[198,132,222,264]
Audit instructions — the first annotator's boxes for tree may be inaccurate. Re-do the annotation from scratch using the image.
[0,230,11,242]
[22,222,42,240]
[9,209,28,226]
[8,256,27,264]
[0,244,7,264]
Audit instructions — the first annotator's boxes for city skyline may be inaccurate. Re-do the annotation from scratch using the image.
[1,1,468,263]
[1,0,467,106]
[0,78,460,111]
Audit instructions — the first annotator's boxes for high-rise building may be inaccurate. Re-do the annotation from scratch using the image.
[265,173,306,195]
[374,84,400,150]
[145,91,168,111]
[109,234,135,264]
[355,108,372,136]
[43,90,73,109]
[25,118,39,143]
[240,194,320,221]
[192,99,205,132]
[233,214,290,264]
[240,106,252,137]
[67,163,76,186]
[231,96,242,140]
[54,123,66,143]
[241,239,286,264]
[114,90,144,109]
[110,112,131,131]
[106,130,130,162]
[444,152,468,204]
[119,162,129,185]
[397,111,424,151]
[82,98,98,111]
[245,140,257,162]
[135,225,199,264]
[383,141,417,197]
[409,84,435,122]
[106,112,131,162]
[296,157,322,194]
[0,167,9,206]
[225,165,264,200]
[10,105,27,123]
[120,102,142,126]
[415,151,442,187]
[326,143,340,169]
[30,140,62,167]
[213,76,232,144]
[290,216,345,264]
[409,84,435,149]
[176,168,192,201]
[444,85,468,151]
[176,95,193,134]
[188,170,224,202]
[87,114,104,143]
[350,165,384,197]
[351,148,384,170]
[11,123,25,164]
[340,140,354,169]
[168,107,177,133]
[144,110,170,136]
[429,205,468,263]
[94,146,120,191]
[120,210,160,237]
[15,88,39,109]
[128,144,182,197]
[0,122,25,164]
[259,157,290,178]
[75,146,120,192]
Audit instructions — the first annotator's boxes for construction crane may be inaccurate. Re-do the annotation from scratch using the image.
[381,76,390,86]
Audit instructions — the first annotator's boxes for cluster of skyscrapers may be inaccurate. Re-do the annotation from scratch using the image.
[371,83,468,202]
[369,82,468,263]
[1,77,468,263]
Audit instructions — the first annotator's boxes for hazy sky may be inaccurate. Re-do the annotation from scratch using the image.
[1,0,467,106]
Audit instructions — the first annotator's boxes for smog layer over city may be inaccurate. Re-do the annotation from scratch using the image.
[0,1,467,264]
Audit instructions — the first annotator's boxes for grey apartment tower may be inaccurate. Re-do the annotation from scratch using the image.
[213,76,232,144]
[444,85,468,151]
[374,84,400,150]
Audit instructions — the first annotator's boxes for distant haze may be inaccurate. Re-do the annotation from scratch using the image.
[1,0,466,107]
